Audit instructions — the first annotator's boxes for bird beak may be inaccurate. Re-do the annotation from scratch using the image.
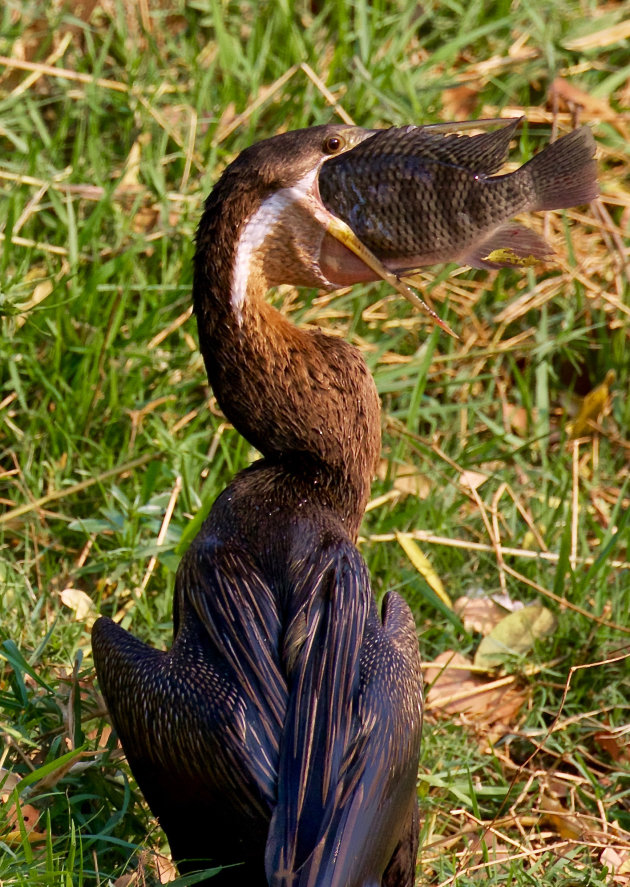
[321,214,459,339]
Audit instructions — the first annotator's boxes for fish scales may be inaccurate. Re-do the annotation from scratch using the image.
[319,121,597,271]
[321,152,537,264]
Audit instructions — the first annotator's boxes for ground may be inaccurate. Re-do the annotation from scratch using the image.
[1,2,629,885]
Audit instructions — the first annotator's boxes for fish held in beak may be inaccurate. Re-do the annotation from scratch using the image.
[317,118,598,277]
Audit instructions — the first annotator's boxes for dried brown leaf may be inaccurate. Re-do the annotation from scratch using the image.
[594,730,630,764]
[503,402,529,436]
[393,470,431,499]
[1,797,46,846]
[602,847,630,884]
[442,85,480,120]
[549,77,619,121]
[460,470,488,491]
[131,204,161,234]
[424,651,477,712]
[454,595,505,635]
[541,793,584,840]
[0,769,20,796]
[423,651,527,725]
[154,852,179,882]
[376,459,431,499]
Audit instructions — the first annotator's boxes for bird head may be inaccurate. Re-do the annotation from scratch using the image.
[198,124,455,334]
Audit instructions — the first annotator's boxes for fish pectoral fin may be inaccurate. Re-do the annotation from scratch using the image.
[463,222,554,270]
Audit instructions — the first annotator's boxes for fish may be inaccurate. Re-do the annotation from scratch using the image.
[318,118,598,272]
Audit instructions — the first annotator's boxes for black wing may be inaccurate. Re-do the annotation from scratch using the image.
[94,530,422,886]
[92,533,288,881]
[265,541,423,887]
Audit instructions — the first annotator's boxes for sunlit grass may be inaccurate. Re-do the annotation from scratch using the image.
[1,0,629,883]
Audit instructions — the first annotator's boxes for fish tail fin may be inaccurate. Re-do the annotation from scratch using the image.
[524,126,598,211]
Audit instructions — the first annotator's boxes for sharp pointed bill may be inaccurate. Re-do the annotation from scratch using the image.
[323,215,459,339]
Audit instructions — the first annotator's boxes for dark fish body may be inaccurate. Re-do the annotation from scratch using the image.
[319,119,598,270]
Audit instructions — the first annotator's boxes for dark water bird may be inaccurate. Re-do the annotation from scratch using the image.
[92,119,597,887]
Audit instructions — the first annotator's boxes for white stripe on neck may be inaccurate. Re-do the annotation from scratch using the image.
[230,166,322,323]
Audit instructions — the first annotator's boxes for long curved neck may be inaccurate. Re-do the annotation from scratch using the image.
[193,185,381,538]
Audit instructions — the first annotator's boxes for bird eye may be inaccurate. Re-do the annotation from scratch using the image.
[323,135,345,155]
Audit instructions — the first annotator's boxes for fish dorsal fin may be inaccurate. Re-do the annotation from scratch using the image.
[345,117,522,175]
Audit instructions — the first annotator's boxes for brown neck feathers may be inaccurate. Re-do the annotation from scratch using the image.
[193,177,381,532]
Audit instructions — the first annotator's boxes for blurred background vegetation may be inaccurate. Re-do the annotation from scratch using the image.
[0,0,628,884]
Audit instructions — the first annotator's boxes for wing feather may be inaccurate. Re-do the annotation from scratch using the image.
[93,532,289,829]
[265,558,423,887]
[266,540,370,881]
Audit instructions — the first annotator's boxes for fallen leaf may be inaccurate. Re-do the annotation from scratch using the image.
[423,651,526,724]
[15,275,54,328]
[540,793,584,840]
[131,203,160,233]
[502,402,528,436]
[60,587,97,626]
[441,84,479,120]
[2,827,48,846]
[424,651,478,712]
[85,723,113,748]
[377,460,431,499]
[567,370,615,438]
[154,852,179,882]
[392,470,431,499]
[1,796,47,846]
[396,533,451,608]
[594,730,630,764]
[454,595,505,635]
[488,592,525,613]
[474,605,557,671]
[602,847,630,885]
[548,77,618,119]
[460,470,487,492]
[0,768,20,796]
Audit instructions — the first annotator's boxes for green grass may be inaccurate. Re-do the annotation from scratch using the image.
[1,0,629,884]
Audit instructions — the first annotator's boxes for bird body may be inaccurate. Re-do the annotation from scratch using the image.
[94,125,424,886]
[94,478,423,886]
[93,120,597,886]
